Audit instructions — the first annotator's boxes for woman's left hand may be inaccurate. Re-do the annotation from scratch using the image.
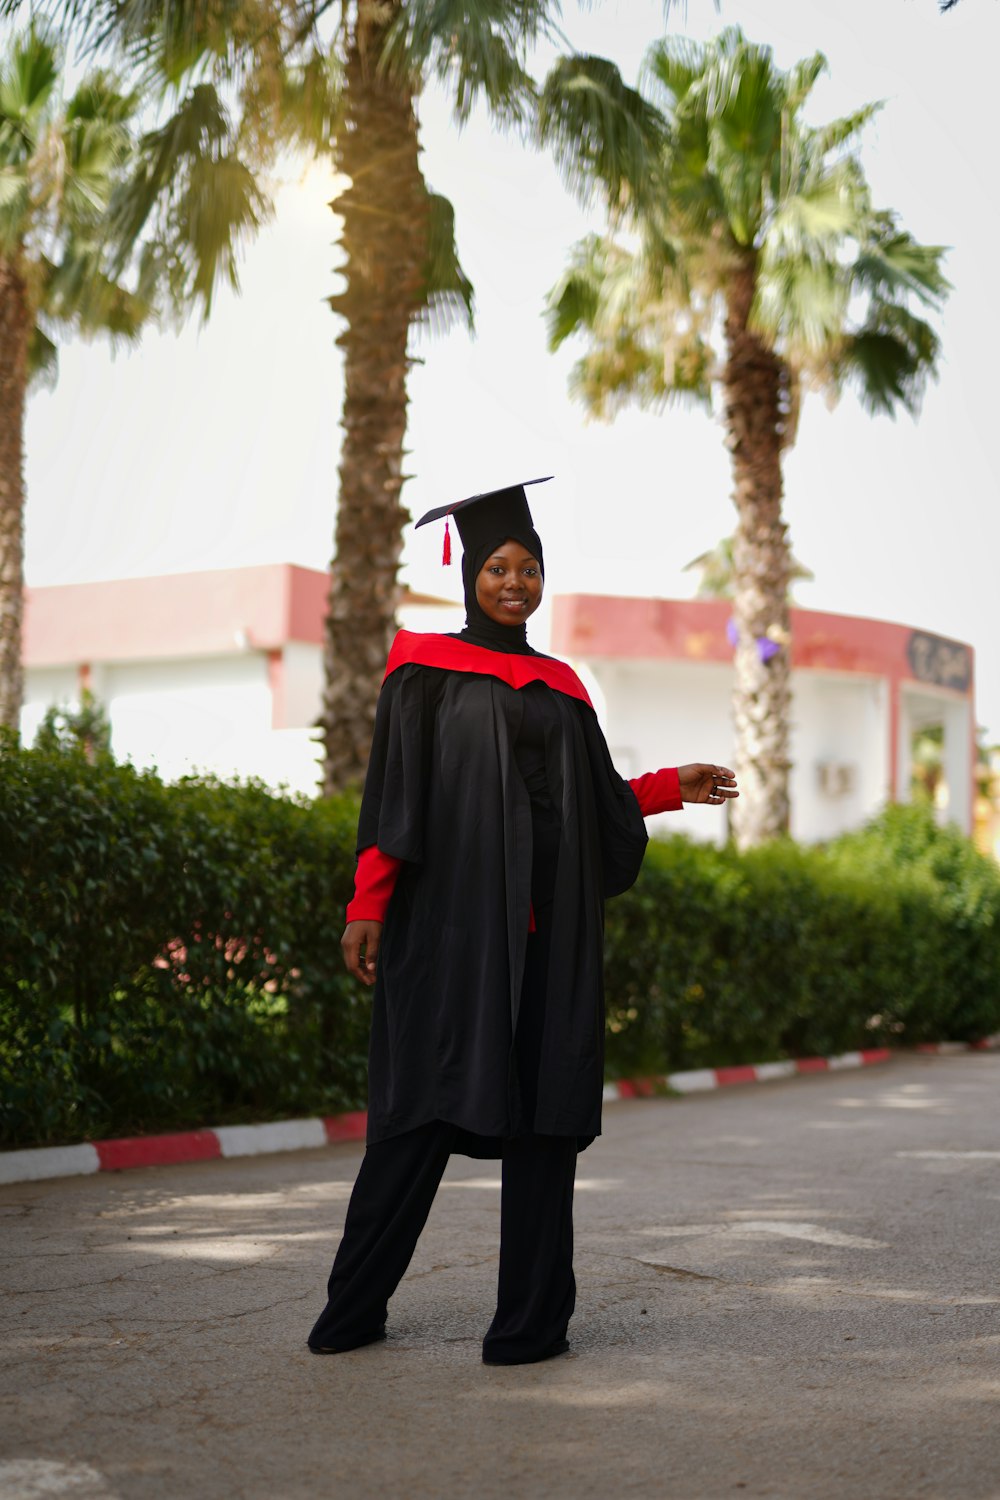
[677,763,739,806]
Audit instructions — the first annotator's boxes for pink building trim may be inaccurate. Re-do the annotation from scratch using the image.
[551,594,973,682]
[23,565,452,667]
[552,594,975,821]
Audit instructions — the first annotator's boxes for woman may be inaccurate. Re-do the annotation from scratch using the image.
[308,478,737,1366]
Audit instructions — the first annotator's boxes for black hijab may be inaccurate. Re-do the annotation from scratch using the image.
[451,527,545,656]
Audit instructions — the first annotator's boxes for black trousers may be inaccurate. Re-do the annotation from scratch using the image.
[308,1119,578,1363]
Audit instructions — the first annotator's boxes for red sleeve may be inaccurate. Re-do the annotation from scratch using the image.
[345,845,403,923]
[628,766,683,816]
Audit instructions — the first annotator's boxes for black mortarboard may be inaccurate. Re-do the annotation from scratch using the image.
[415,477,551,568]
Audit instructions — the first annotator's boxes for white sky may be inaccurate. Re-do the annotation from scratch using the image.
[25,0,1000,735]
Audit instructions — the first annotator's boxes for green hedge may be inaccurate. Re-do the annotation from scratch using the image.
[0,746,367,1148]
[602,810,1000,1075]
[2,742,999,1148]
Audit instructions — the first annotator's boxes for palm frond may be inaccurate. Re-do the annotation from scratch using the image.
[0,163,27,206]
[699,37,784,246]
[61,81,137,224]
[702,30,780,147]
[836,302,941,417]
[538,53,669,213]
[546,238,606,349]
[27,319,57,388]
[65,71,139,129]
[641,35,708,108]
[383,0,549,127]
[753,253,847,356]
[233,39,342,165]
[568,324,713,420]
[106,80,270,317]
[0,25,59,140]
[782,50,827,113]
[764,168,865,257]
[547,231,712,417]
[180,152,271,314]
[111,82,231,249]
[0,163,29,249]
[41,236,152,338]
[50,0,241,81]
[852,218,950,309]
[413,189,474,338]
[265,45,341,151]
[807,100,882,160]
[546,273,599,350]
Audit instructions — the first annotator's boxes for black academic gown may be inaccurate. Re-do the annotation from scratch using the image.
[356,632,648,1158]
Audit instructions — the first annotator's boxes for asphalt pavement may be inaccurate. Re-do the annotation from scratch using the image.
[2,1053,999,1500]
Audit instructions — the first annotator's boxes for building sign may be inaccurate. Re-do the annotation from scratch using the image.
[906,631,972,693]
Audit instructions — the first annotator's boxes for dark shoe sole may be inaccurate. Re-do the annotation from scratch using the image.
[482,1338,570,1367]
[308,1327,387,1355]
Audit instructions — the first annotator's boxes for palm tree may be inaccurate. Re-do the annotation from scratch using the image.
[320,0,475,794]
[319,0,579,792]
[0,27,151,735]
[0,20,277,737]
[541,27,948,846]
[6,0,478,789]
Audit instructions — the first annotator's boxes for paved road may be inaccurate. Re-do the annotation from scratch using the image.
[2,1054,999,1500]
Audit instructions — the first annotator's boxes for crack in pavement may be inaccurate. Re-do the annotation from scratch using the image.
[180,1289,316,1323]
[637,1261,724,1281]
[9,1263,164,1295]
[406,1254,497,1280]
[3,1248,95,1261]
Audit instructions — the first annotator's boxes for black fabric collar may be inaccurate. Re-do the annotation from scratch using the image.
[449,624,535,655]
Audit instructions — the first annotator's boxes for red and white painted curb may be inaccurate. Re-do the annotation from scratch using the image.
[0,1110,368,1187]
[915,1036,1000,1055]
[600,1046,895,1102]
[3,1039,998,1188]
[599,1035,999,1101]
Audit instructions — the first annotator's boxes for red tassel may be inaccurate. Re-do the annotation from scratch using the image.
[442,517,452,566]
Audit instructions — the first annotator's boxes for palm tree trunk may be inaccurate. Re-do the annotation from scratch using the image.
[722,257,793,848]
[0,256,28,739]
[320,1,429,795]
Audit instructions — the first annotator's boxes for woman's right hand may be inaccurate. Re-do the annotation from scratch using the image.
[341,920,384,986]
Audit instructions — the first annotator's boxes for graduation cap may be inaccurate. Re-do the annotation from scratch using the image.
[415,477,552,566]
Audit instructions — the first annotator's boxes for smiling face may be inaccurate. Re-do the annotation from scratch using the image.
[475,539,544,627]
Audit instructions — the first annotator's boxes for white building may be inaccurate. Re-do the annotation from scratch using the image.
[22,565,456,796]
[23,567,975,837]
[552,593,975,841]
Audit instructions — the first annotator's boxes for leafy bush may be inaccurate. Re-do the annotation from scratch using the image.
[603,804,1000,1072]
[33,688,113,763]
[825,805,1000,1042]
[0,742,367,1147]
[2,740,998,1149]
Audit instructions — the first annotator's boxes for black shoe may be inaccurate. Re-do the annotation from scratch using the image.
[482,1337,570,1367]
[308,1327,387,1355]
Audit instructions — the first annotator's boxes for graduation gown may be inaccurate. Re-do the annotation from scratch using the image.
[355,630,650,1158]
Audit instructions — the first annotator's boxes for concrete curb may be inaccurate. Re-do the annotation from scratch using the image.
[3,1041,998,1188]
[915,1036,1000,1055]
[0,1110,368,1187]
[599,1046,895,1102]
